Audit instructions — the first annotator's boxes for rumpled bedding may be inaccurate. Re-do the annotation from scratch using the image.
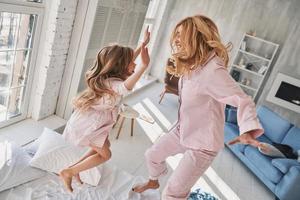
[0,164,160,200]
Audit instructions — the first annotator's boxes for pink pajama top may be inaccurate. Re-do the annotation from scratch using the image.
[177,53,264,152]
[63,78,130,147]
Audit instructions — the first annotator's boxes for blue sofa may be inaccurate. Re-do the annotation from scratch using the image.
[224,105,300,200]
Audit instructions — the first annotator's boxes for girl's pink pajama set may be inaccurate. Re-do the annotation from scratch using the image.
[63,78,130,148]
[145,53,264,199]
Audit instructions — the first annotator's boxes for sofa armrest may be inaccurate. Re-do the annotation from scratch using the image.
[275,166,300,200]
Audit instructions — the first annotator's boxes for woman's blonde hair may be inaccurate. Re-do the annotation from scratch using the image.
[170,15,232,73]
[73,44,134,111]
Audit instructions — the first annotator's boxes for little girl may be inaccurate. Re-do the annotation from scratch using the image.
[60,29,150,192]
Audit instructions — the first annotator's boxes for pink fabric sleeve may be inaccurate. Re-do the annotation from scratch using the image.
[111,81,131,96]
[206,66,264,138]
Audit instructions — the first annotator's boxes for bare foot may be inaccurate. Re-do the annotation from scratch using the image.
[74,173,83,185]
[132,180,160,193]
[59,169,74,192]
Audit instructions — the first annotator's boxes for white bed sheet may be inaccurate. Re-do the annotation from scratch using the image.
[0,164,160,200]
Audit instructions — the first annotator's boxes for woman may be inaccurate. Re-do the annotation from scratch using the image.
[133,15,264,199]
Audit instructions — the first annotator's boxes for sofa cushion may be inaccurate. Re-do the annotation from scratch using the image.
[272,158,300,174]
[257,134,273,144]
[224,122,246,152]
[227,108,237,124]
[257,106,292,143]
[225,107,229,122]
[281,126,300,151]
[244,145,283,183]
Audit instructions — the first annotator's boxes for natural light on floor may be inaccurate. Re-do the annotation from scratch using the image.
[133,102,164,143]
[133,98,241,200]
[0,141,12,169]
[142,97,172,129]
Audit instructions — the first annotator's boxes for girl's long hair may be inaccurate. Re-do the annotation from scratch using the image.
[170,15,232,74]
[73,44,134,111]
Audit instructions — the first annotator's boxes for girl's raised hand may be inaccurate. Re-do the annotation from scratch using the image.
[141,43,150,68]
[143,26,151,46]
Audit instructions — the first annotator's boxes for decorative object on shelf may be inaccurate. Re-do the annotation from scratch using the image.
[245,62,259,72]
[231,70,241,82]
[258,65,268,75]
[238,58,245,67]
[229,33,279,102]
[241,78,251,86]
[264,53,272,60]
[241,78,247,85]
[245,63,254,71]
[241,41,246,51]
[247,30,256,36]
[245,79,252,86]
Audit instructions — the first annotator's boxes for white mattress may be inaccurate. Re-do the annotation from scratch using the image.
[0,164,160,200]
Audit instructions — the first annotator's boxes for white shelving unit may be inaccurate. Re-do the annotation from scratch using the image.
[229,33,279,102]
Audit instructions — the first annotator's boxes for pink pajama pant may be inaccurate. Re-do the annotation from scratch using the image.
[145,125,218,200]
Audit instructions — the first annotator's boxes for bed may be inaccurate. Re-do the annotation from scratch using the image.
[0,164,159,200]
[0,129,160,200]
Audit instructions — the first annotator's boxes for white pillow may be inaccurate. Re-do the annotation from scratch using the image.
[29,128,102,186]
[23,133,44,156]
[0,141,45,192]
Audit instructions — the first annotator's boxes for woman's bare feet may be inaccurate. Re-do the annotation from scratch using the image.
[132,179,160,193]
[59,169,74,192]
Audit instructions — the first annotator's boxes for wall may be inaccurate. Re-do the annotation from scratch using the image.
[31,0,78,120]
[150,0,300,126]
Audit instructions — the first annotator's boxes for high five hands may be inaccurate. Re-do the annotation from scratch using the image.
[133,26,151,61]
[140,26,150,68]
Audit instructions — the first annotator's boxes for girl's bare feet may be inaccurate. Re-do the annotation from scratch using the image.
[74,173,83,185]
[132,179,160,193]
[59,169,74,192]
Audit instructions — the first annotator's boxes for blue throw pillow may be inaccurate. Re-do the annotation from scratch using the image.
[257,106,292,143]
[282,126,300,150]
[272,158,300,174]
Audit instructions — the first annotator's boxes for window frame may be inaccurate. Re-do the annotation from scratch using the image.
[0,0,45,8]
[0,2,43,128]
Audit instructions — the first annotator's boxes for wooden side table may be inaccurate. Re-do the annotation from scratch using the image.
[114,104,139,139]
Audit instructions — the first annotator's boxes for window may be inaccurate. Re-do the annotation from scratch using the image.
[0,3,42,128]
[139,0,159,44]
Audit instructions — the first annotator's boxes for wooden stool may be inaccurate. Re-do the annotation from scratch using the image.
[114,104,139,139]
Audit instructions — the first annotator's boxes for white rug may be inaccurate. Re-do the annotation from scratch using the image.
[0,164,160,200]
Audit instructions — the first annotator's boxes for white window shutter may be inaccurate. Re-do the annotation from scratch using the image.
[79,0,149,93]
[87,0,149,53]
[102,8,124,46]
[118,12,135,45]
[88,6,109,50]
